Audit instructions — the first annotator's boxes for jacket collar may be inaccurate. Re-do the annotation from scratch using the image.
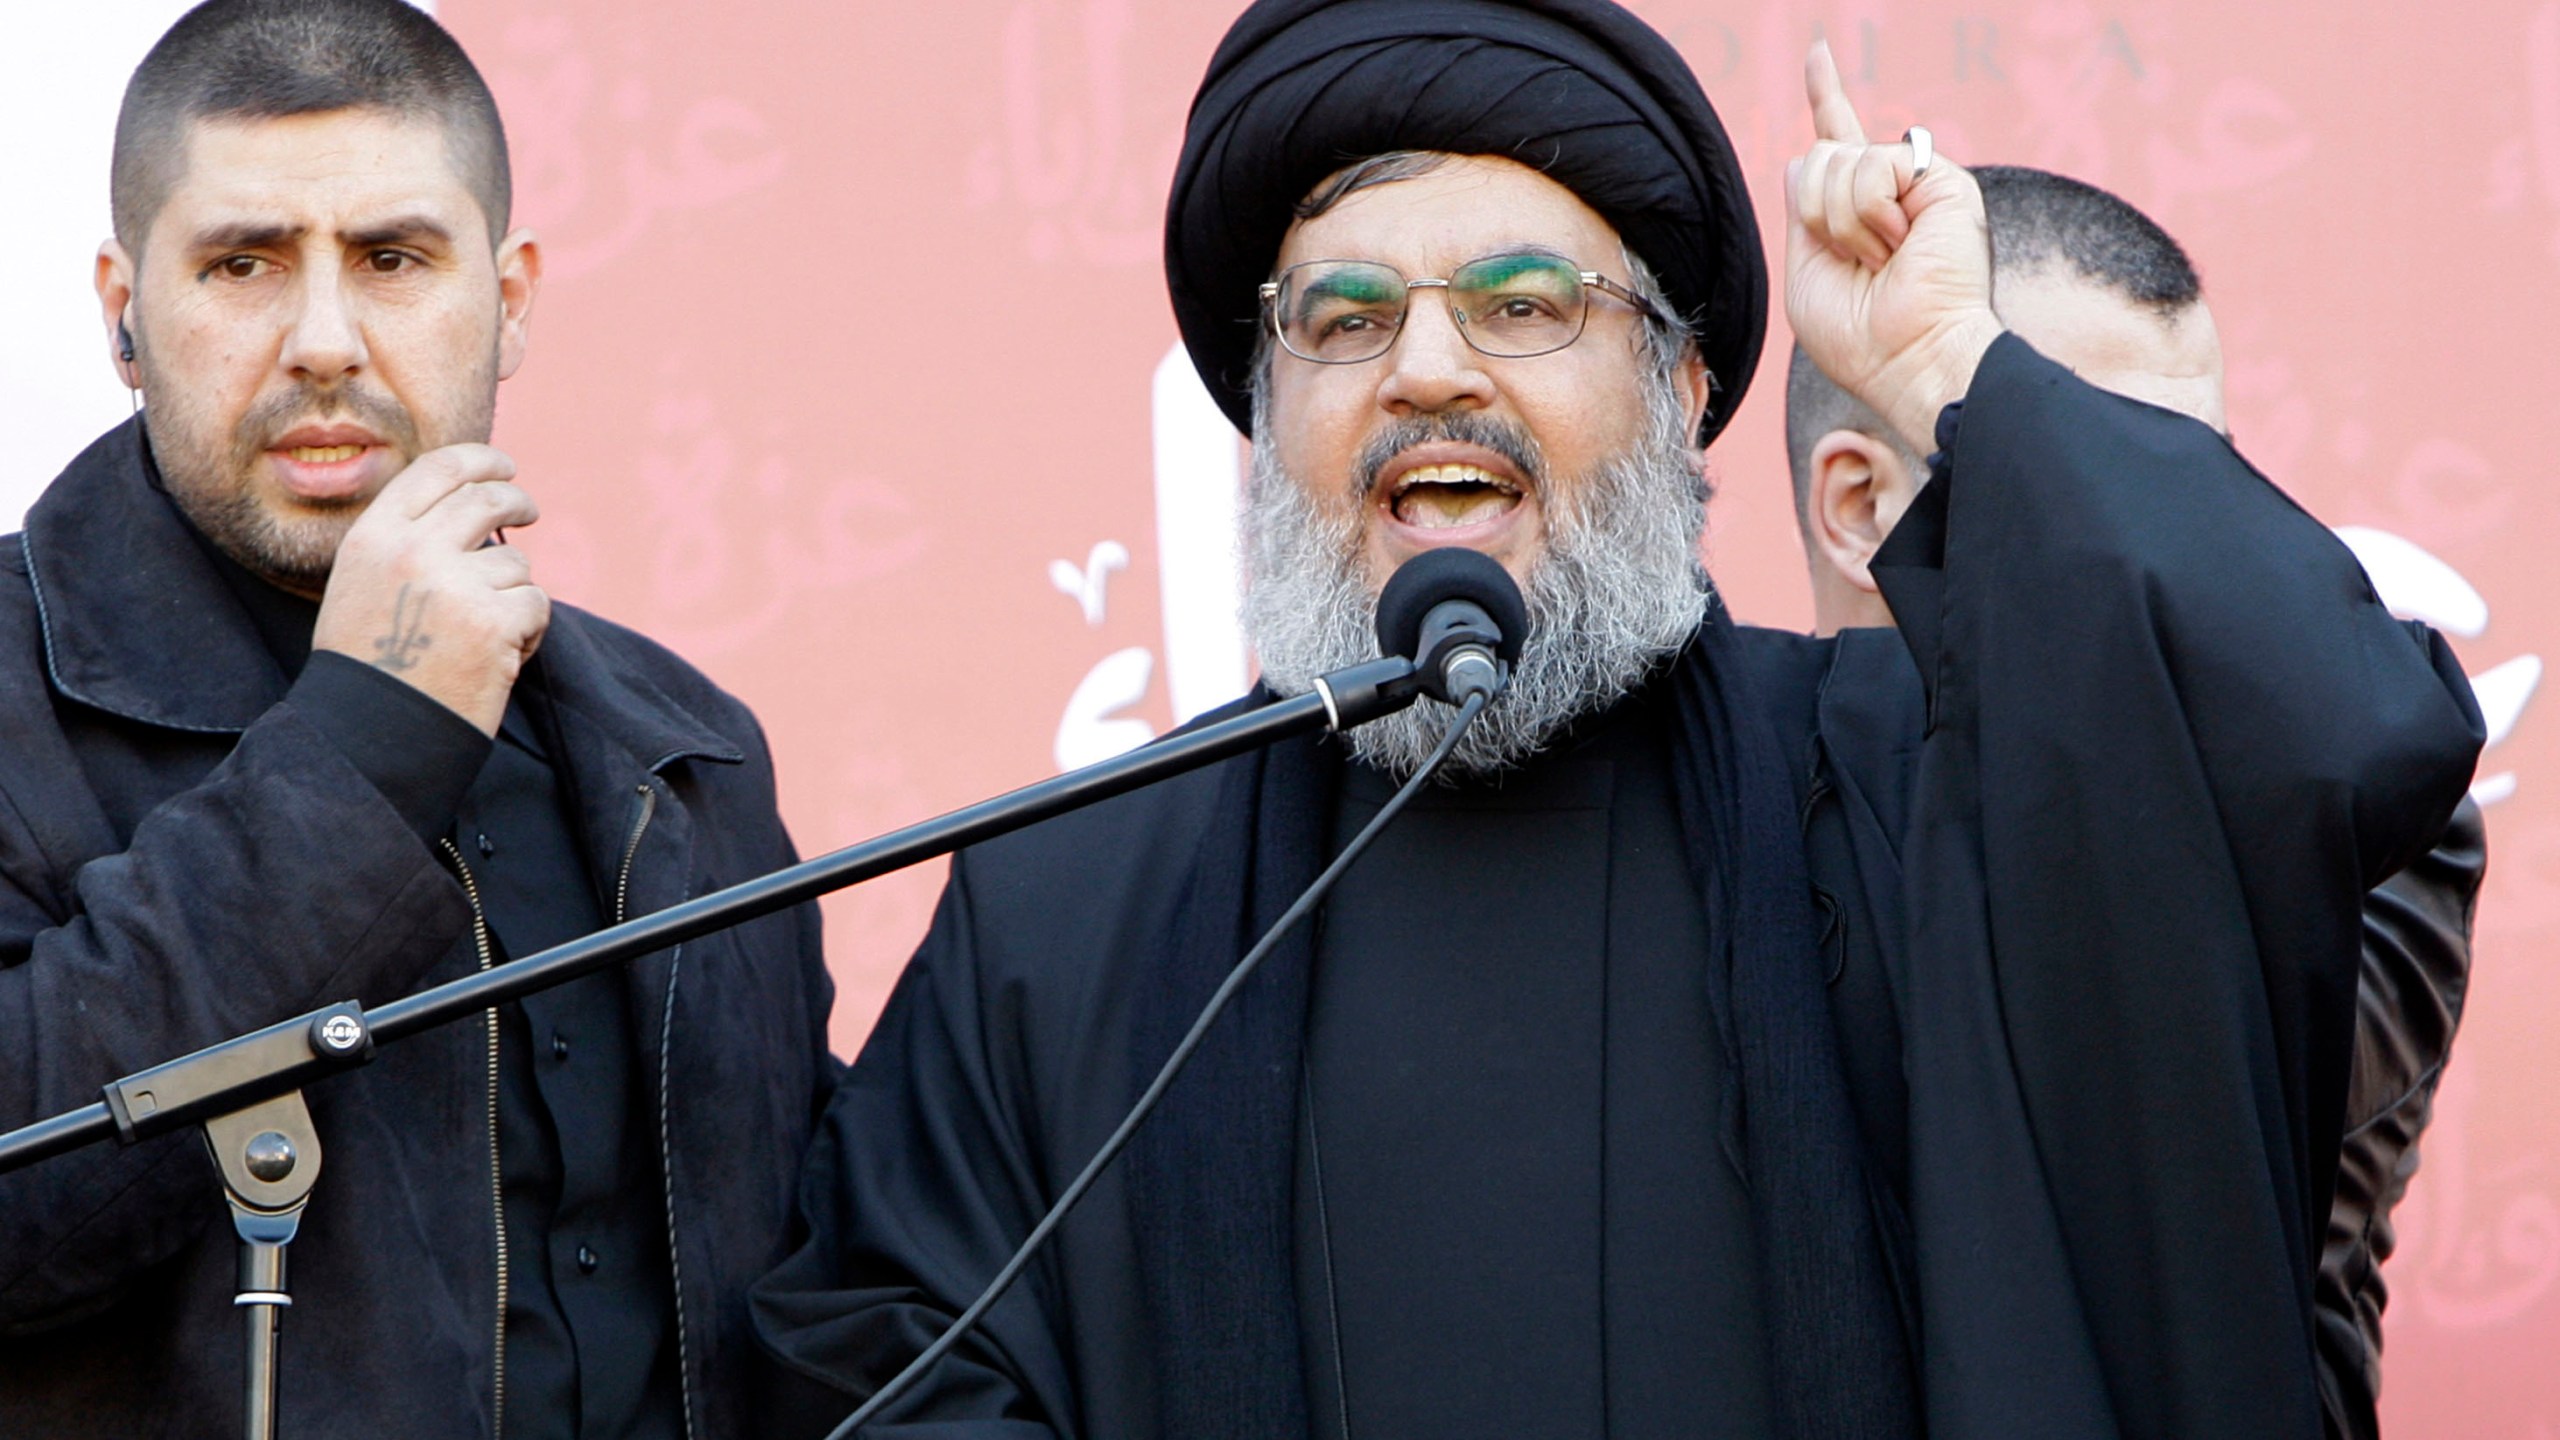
[22,418,284,733]
[533,620,745,778]
[23,417,745,771]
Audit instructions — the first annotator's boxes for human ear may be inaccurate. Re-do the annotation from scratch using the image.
[1674,348,1713,448]
[95,241,140,390]
[1805,429,1910,596]
[494,228,542,381]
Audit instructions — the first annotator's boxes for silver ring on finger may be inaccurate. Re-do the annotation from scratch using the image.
[1904,126,1934,179]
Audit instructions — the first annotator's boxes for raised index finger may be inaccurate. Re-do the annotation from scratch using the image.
[1804,39,1867,145]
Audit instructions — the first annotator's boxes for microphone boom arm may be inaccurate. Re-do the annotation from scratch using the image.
[0,656,1424,1178]
[0,542,1520,1440]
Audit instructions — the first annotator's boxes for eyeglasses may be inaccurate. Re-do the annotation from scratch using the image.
[1259,252,1668,365]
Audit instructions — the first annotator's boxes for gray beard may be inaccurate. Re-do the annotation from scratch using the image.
[1241,377,1712,781]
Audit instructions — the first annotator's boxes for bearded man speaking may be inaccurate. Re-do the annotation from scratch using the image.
[751,3,2484,1438]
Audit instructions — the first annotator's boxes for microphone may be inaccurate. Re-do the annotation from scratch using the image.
[1372,547,1526,704]
[1306,547,1526,727]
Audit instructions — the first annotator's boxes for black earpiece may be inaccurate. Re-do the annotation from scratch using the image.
[117,318,135,363]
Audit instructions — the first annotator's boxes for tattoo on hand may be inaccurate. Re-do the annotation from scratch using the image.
[371,584,434,673]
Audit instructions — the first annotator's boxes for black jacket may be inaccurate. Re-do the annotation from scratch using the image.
[0,420,837,1438]
[2317,799,2482,1440]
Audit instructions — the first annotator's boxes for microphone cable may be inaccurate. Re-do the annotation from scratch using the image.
[823,689,1492,1438]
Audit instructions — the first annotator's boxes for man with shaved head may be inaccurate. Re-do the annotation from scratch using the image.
[1790,165,2225,629]
[0,2,835,1435]
[1785,164,2481,1440]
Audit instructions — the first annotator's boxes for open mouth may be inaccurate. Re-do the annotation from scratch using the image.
[1389,463,1524,529]
[262,423,393,503]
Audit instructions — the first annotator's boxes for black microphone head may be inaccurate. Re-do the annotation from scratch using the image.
[1374,547,1527,665]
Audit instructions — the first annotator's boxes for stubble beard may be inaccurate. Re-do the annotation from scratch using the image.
[139,354,483,595]
[1241,366,1713,781]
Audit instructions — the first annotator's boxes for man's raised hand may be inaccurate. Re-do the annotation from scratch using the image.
[1784,40,2004,457]
[311,444,551,737]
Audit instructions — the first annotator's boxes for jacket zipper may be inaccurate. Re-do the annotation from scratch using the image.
[616,781,698,1440]
[614,782,657,929]
[440,837,510,1440]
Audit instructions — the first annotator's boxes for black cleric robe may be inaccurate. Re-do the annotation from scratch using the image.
[1290,682,1779,1440]
[748,335,2484,1440]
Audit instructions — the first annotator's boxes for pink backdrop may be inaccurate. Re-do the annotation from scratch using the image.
[436,1,2560,1428]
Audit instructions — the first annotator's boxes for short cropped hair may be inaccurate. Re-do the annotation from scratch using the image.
[112,0,511,252]
[1785,165,2202,520]
[1974,164,2199,314]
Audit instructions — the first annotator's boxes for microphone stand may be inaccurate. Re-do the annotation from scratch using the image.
[0,655,1424,1440]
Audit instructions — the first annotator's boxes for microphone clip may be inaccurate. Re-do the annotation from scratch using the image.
[1411,598,1510,705]
[1311,657,1423,732]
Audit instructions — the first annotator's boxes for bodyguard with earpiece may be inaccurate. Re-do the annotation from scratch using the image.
[0,3,836,1436]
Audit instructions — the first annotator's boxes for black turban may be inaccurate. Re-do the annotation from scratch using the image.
[1166,0,1767,446]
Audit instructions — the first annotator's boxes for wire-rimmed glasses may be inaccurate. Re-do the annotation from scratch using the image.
[1258,251,1667,365]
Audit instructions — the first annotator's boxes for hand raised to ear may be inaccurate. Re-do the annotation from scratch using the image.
[1784,40,2004,456]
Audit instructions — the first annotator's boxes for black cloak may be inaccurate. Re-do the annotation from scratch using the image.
[751,338,2486,1440]
[1164,0,1767,444]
